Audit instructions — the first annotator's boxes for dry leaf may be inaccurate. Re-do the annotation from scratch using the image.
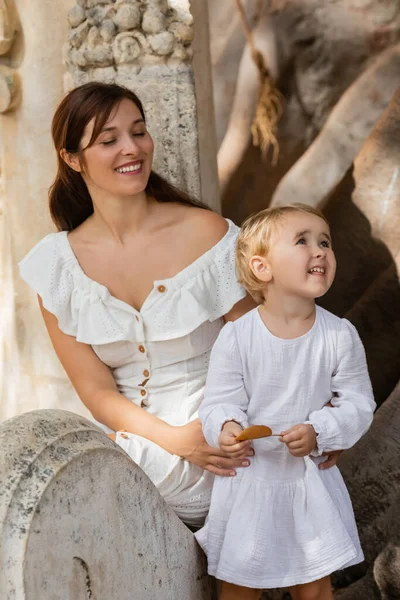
[236,425,274,441]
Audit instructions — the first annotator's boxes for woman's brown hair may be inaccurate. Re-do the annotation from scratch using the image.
[49,82,207,231]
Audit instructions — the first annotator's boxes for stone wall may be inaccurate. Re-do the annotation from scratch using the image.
[0,0,86,423]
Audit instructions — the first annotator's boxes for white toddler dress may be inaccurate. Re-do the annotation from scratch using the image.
[19,219,247,526]
[195,306,376,588]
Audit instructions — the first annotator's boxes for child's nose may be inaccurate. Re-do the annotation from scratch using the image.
[313,245,325,258]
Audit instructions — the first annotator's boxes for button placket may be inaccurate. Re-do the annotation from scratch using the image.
[135,316,150,409]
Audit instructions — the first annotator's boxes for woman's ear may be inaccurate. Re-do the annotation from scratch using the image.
[60,148,82,173]
[249,255,272,283]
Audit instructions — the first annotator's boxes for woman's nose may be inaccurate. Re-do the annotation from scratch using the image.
[121,134,140,155]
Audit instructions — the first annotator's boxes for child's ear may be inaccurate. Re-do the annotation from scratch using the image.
[249,255,272,283]
[60,148,82,173]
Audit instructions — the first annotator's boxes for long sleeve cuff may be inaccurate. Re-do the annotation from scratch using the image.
[201,405,249,448]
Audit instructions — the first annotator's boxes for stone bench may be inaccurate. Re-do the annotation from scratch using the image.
[0,409,214,599]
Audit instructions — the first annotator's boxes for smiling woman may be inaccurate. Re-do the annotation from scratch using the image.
[18,82,256,526]
[49,82,205,232]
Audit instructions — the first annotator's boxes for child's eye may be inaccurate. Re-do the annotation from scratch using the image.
[320,240,330,248]
[296,238,306,245]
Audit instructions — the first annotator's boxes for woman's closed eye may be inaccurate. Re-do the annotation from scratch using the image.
[101,131,147,145]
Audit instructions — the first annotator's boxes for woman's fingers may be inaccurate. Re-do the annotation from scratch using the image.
[207,453,251,472]
[319,450,343,469]
[205,464,237,477]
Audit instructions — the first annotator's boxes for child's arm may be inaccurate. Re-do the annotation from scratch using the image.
[199,322,249,449]
[305,319,376,455]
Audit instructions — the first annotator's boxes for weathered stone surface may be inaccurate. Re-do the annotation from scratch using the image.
[68,5,86,28]
[332,381,400,598]
[0,66,20,113]
[113,4,141,31]
[0,0,16,55]
[0,409,213,599]
[0,0,91,426]
[64,0,218,204]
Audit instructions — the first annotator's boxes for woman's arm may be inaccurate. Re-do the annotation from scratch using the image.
[39,297,178,448]
[39,298,251,476]
[224,294,257,322]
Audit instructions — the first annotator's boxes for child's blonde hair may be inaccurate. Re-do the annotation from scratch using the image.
[236,203,329,304]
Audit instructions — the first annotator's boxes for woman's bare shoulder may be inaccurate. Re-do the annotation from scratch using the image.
[179,206,229,245]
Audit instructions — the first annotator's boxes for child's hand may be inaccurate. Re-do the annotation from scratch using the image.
[279,424,317,457]
[219,421,253,458]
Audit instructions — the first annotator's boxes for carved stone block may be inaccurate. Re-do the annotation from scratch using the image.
[0,410,213,599]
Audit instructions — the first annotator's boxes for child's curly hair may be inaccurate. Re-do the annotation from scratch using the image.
[236,203,329,304]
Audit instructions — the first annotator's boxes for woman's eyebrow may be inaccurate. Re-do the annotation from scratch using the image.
[100,118,145,133]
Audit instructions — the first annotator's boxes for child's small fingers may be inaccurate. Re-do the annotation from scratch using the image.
[287,440,305,450]
[288,447,306,457]
[281,432,301,444]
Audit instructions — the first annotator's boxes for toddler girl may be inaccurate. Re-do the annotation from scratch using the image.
[195,204,375,600]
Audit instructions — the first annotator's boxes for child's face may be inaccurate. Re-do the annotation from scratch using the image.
[265,212,336,300]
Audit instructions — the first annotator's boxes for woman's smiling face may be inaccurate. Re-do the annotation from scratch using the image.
[76,98,154,199]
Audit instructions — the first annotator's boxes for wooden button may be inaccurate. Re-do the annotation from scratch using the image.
[157,285,166,293]
[120,433,129,439]
[143,369,150,377]
[140,400,147,408]
[140,389,146,397]
[138,345,145,353]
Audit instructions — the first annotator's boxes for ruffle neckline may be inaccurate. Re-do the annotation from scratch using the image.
[18,220,246,344]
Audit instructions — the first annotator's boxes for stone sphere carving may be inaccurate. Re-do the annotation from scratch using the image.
[113,31,141,63]
[169,21,193,45]
[65,0,194,69]
[148,31,175,56]
[68,5,86,28]
[100,19,116,42]
[0,68,20,113]
[142,9,166,35]
[88,25,102,46]
[113,4,141,32]
[0,0,15,55]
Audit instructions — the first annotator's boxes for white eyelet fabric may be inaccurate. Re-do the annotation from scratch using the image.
[18,219,247,526]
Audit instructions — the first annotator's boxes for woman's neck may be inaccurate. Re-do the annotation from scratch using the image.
[84,187,157,245]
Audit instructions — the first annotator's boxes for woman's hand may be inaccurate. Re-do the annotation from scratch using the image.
[318,450,343,470]
[172,419,253,477]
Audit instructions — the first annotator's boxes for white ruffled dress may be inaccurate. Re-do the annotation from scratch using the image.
[195,306,376,588]
[18,219,247,526]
